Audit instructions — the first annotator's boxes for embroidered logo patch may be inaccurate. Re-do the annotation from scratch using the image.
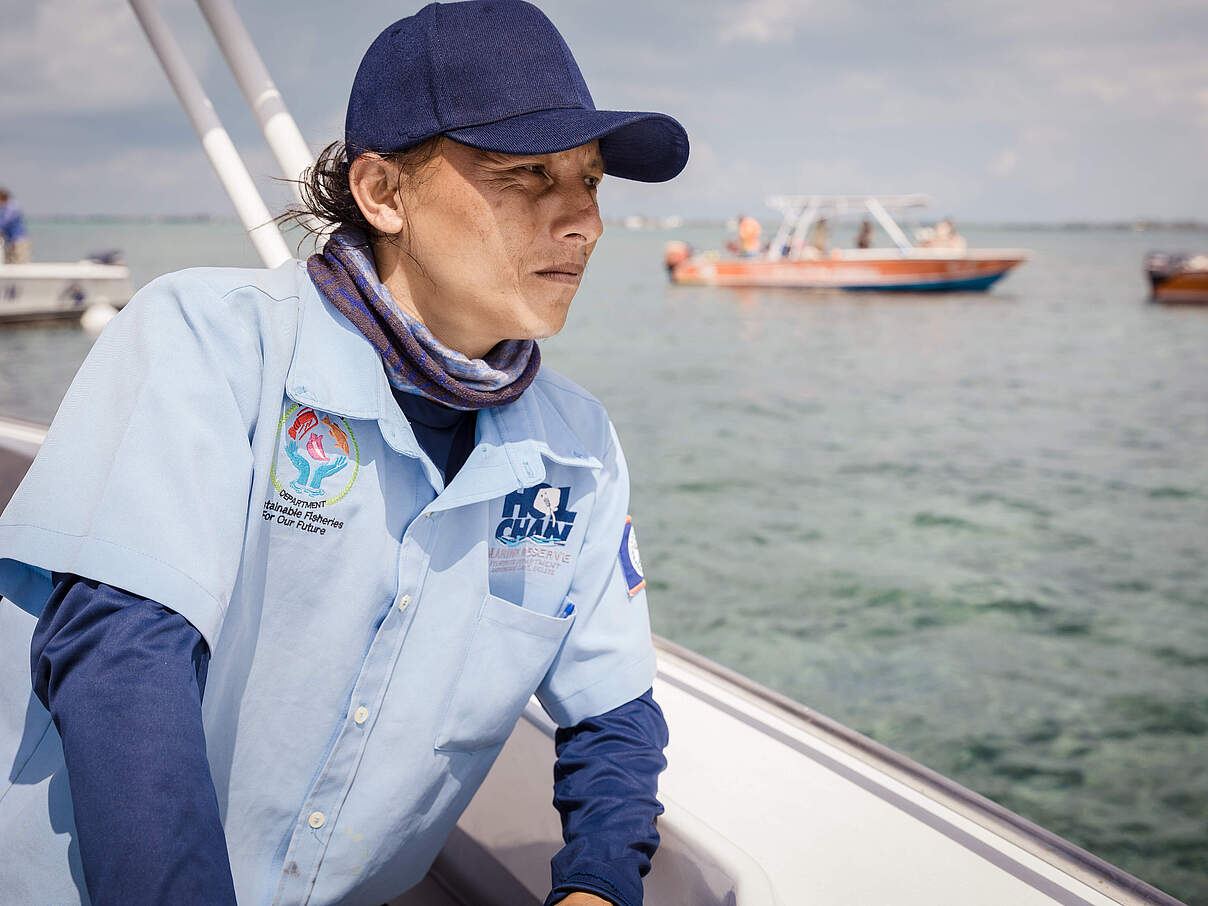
[620,516,645,596]
[494,483,578,547]
[264,405,360,536]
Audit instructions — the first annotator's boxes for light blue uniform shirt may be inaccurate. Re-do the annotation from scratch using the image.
[0,261,656,905]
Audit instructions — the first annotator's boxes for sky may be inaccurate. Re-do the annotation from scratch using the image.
[1,0,1207,222]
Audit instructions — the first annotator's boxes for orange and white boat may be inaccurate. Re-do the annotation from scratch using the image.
[666,195,1028,292]
[1145,251,1208,304]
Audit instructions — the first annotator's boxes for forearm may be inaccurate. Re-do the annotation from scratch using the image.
[32,574,238,906]
[547,689,669,906]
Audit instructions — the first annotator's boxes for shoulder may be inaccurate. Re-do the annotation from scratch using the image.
[136,260,307,310]
[96,262,311,400]
[528,365,616,458]
[119,261,307,343]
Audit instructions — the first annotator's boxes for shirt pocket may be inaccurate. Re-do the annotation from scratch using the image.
[434,593,575,753]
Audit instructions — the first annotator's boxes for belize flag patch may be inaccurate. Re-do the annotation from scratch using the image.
[620,515,645,596]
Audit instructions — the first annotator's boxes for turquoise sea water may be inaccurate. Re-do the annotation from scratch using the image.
[3,219,1206,903]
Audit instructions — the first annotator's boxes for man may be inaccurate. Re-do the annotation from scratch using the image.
[854,219,873,250]
[0,187,32,263]
[737,213,762,257]
[808,216,830,254]
[0,3,688,905]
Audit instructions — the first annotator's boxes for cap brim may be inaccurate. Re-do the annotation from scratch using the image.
[444,108,689,183]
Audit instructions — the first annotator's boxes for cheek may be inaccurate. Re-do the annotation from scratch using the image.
[412,201,516,292]
[488,200,540,269]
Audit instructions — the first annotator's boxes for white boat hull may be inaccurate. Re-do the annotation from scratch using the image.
[0,262,134,323]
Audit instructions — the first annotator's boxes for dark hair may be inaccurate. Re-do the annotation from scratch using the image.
[279,138,443,248]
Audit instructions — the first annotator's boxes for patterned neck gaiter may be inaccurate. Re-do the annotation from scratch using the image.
[306,227,540,410]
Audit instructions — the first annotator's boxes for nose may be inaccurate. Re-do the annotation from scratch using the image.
[552,184,603,247]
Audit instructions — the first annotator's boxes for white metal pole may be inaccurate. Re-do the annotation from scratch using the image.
[765,201,795,262]
[865,196,913,252]
[785,200,819,261]
[194,0,315,203]
[128,0,292,268]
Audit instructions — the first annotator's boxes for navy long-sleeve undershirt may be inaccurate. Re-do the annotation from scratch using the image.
[547,690,668,906]
[31,574,237,906]
[31,393,668,906]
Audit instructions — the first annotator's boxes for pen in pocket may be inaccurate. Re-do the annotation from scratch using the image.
[556,601,575,619]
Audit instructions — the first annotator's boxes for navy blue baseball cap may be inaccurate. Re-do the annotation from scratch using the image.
[345,0,689,182]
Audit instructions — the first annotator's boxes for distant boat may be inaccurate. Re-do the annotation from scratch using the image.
[665,195,1027,292]
[1144,251,1208,304]
[0,252,133,324]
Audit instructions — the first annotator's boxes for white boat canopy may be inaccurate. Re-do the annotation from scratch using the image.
[764,193,933,259]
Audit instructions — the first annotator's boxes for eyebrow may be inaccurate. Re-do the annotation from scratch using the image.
[479,149,604,172]
[480,150,522,165]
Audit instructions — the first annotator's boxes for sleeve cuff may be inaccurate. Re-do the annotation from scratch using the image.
[0,523,227,652]
[545,864,639,906]
[539,647,657,728]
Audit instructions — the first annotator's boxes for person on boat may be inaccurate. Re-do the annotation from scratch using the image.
[737,213,762,257]
[0,187,32,263]
[922,218,967,250]
[0,3,687,906]
[809,216,830,254]
[937,218,967,249]
[854,219,873,249]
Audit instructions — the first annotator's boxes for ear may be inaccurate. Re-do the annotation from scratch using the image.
[349,153,406,236]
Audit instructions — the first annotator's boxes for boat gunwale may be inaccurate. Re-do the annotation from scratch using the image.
[646,634,1187,906]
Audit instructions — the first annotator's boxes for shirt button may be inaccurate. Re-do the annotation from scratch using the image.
[397,594,411,611]
[308,811,325,829]
[354,706,369,725]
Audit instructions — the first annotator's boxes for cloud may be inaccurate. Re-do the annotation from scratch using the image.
[2,138,292,218]
[716,0,813,45]
[2,0,1204,220]
[792,157,875,193]
[988,149,1019,178]
[0,0,189,115]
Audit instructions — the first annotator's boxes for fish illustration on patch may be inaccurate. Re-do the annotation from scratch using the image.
[321,415,351,456]
[306,433,328,462]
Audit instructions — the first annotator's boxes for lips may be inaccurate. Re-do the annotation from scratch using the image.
[534,263,584,285]
[535,261,583,278]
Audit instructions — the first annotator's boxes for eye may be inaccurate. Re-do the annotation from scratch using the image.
[584,175,601,190]
[518,164,547,177]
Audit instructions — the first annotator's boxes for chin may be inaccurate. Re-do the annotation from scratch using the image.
[517,316,568,342]
[513,294,573,340]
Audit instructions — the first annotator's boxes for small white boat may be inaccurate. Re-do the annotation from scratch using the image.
[0,258,133,324]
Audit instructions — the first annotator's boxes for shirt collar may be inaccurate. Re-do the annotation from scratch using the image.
[286,261,387,422]
[286,262,600,488]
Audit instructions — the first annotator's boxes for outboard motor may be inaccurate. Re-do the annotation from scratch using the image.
[86,250,125,266]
